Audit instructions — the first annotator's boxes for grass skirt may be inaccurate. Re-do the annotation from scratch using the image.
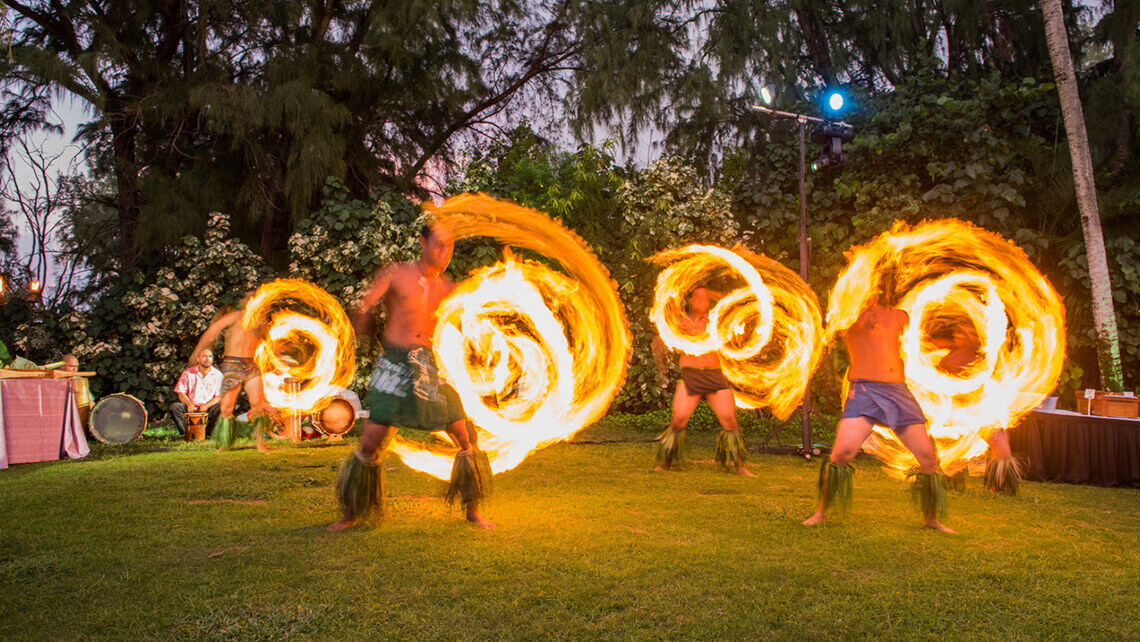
[910,472,948,520]
[655,429,687,469]
[213,416,236,450]
[446,450,492,512]
[336,451,385,520]
[983,456,1022,495]
[714,429,747,470]
[818,460,855,513]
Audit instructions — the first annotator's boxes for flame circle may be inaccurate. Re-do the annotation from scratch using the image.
[243,278,356,413]
[826,220,1065,475]
[649,245,824,418]
[388,194,632,480]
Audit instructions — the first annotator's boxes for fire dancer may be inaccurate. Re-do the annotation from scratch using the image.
[190,295,274,453]
[936,323,1020,494]
[803,293,955,532]
[328,221,494,531]
[651,287,755,476]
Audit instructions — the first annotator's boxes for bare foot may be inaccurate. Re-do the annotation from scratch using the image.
[736,466,757,477]
[925,520,957,534]
[326,516,357,532]
[256,443,271,453]
[653,464,668,471]
[802,511,825,526]
[467,510,496,529]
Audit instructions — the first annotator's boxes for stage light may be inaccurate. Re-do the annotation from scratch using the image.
[760,84,775,106]
[825,90,845,113]
[810,121,854,170]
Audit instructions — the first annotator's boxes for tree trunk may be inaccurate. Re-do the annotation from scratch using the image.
[110,110,141,272]
[1041,0,1124,392]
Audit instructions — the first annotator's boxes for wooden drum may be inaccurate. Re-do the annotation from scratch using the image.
[309,389,362,436]
[184,412,208,442]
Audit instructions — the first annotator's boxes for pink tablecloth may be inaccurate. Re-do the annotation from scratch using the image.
[0,379,90,469]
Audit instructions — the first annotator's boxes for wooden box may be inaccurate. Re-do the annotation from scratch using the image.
[1076,390,1140,418]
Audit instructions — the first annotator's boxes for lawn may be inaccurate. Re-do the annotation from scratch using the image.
[0,414,1137,640]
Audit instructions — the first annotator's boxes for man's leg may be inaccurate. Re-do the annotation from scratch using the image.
[168,402,188,437]
[205,404,221,437]
[803,416,874,525]
[213,386,242,451]
[895,424,956,533]
[656,381,702,470]
[245,376,271,453]
[328,421,396,531]
[705,389,754,476]
[444,419,495,529]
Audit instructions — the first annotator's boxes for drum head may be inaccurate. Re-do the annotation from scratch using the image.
[90,394,148,444]
[310,397,355,435]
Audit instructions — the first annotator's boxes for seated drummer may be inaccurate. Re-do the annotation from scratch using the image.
[170,348,223,436]
[60,352,93,427]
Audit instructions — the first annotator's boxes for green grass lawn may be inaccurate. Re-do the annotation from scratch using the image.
[0,416,1137,640]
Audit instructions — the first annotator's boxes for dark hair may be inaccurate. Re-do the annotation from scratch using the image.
[421,224,433,240]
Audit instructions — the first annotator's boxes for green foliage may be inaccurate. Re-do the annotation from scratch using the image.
[14,214,272,410]
[725,66,1140,404]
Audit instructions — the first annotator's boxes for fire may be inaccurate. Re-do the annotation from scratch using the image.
[387,194,632,480]
[826,220,1065,476]
[649,245,824,419]
[243,279,357,414]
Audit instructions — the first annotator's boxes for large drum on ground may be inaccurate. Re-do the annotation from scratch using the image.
[89,394,148,444]
[184,412,207,442]
[309,389,363,436]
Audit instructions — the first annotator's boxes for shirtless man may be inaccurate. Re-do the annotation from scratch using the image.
[328,222,494,530]
[190,296,273,453]
[652,287,755,476]
[936,323,1019,494]
[803,299,955,532]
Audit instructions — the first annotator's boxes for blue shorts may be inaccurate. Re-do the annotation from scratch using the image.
[841,380,927,432]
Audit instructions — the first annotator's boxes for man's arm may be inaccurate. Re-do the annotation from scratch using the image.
[353,265,396,338]
[176,392,196,412]
[190,311,241,365]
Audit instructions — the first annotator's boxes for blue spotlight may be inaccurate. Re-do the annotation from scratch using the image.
[825,90,845,113]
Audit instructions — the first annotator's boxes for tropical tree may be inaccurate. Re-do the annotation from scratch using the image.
[1041,0,1124,391]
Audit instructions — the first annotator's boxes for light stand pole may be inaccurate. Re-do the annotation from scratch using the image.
[749,104,852,458]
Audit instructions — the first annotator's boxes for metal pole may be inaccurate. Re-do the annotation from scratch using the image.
[798,120,812,457]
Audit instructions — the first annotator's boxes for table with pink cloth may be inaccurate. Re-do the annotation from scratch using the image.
[0,378,90,469]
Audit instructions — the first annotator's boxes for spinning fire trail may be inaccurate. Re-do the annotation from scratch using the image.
[826,220,1065,476]
[243,279,357,415]
[649,245,824,419]
[388,194,632,480]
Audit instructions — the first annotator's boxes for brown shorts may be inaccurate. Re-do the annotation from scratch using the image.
[220,356,260,394]
[680,367,731,396]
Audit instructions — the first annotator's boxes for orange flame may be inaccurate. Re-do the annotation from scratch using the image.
[243,279,356,414]
[388,194,631,480]
[826,220,1065,476]
[649,245,824,419]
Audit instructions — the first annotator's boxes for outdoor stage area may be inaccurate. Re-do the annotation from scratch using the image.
[0,419,1137,639]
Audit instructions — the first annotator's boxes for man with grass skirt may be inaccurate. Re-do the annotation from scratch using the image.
[190,295,276,453]
[327,221,494,531]
[651,287,755,477]
[802,296,956,533]
[936,324,1021,495]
